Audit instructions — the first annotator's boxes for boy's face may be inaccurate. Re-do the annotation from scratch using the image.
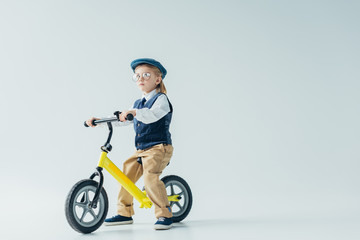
[134,65,161,94]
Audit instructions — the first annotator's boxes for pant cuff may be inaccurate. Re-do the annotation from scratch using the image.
[155,206,173,218]
[117,204,134,217]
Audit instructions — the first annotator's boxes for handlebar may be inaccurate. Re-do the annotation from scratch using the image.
[84,112,134,127]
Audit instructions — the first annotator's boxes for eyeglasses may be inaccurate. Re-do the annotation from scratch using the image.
[132,72,151,82]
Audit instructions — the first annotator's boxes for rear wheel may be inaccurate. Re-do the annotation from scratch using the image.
[161,175,192,222]
[65,179,108,234]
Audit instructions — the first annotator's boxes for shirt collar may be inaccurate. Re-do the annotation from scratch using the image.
[142,89,157,101]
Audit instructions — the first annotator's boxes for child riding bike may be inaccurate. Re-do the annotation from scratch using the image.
[86,58,174,230]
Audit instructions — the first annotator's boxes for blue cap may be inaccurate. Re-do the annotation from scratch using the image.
[131,58,167,79]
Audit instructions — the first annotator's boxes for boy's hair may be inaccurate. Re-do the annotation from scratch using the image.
[137,63,167,94]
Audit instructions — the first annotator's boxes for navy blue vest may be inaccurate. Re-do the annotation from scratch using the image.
[133,92,173,150]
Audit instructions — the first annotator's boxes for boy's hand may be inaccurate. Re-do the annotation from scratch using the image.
[119,110,136,122]
[86,117,100,127]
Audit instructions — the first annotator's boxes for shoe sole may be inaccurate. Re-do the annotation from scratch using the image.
[103,220,134,226]
[154,224,173,230]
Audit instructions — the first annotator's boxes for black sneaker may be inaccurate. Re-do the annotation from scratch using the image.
[104,215,133,226]
[154,217,173,230]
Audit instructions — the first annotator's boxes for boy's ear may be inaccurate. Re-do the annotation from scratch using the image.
[156,77,162,84]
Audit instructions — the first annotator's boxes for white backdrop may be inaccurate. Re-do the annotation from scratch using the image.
[0,1,359,239]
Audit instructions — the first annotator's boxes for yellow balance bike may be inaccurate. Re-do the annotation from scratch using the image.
[65,113,192,234]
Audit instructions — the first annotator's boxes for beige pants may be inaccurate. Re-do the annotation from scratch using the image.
[117,144,174,218]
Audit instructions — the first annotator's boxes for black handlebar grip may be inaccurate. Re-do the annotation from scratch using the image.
[126,113,134,121]
[114,111,134,121]
[84,119,97,127]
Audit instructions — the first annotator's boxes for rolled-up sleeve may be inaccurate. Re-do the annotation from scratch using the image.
[134,95,170,124]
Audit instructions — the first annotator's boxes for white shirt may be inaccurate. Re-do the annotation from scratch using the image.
[110,89,171,127]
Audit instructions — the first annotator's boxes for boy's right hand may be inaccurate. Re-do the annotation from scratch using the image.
[86,117,100,127]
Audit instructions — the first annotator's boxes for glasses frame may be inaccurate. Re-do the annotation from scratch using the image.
[132,72,152,82]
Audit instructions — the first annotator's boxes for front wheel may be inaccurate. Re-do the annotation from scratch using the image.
[65,179,108,234]
[161,175,192,222]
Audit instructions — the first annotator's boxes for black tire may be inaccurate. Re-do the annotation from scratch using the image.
[65,179,108,234]
[161,175,192,222]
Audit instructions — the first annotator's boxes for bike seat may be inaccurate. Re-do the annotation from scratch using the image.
[137,157,170,166]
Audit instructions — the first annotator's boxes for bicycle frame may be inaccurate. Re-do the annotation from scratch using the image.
[93,151,180,209]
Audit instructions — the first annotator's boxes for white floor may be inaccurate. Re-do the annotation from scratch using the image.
[2,183,359,240]
[66,217,360,240]
[3,215,360,240]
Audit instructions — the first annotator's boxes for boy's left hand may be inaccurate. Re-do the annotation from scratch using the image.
[119,110,136,122]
